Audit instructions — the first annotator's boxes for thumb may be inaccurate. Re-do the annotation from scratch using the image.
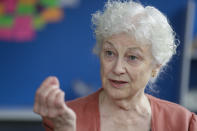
[48,76,60,87]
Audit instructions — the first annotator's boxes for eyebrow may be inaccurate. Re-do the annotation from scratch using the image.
[103,41,115,48]
[104,41,143,53]
[127,47,143,53]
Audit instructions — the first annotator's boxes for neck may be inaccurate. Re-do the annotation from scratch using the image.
[99,89,151,116]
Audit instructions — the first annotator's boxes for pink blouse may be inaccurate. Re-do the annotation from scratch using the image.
[43,88,197,131]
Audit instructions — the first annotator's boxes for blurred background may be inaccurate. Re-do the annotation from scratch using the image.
[0,0,196,130]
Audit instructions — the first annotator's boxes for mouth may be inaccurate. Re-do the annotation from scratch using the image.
[109,79,128,88]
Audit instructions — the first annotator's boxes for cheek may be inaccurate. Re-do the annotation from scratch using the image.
[127,66,151,84]
[100,59,113,78]
[126,66,138,81]
[100,62,111,88]
[137,67,152,85]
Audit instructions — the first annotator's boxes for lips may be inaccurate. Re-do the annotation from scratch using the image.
[109,79,128,88]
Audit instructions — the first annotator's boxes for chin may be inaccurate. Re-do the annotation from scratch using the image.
[103,84,131,100]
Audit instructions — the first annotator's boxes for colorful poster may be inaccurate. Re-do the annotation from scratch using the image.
[0,0,80,42]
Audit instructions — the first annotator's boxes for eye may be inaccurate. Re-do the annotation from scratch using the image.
[105,50,114,57]
[128,55,137,61]
[126,54,143,66]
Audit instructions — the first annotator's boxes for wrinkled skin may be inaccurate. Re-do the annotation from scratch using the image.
[99,32,159,131]
[34,76,76,131]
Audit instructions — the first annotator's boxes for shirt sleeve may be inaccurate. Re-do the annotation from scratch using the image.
[189,113,197,131]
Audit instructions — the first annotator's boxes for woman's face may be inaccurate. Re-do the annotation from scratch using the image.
[100,32,155,100]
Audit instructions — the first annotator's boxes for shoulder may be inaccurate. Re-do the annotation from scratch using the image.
[147,94,189,113]
[66,89,101,112]
[147,94,197,130]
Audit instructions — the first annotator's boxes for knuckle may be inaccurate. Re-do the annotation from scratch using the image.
[47,76,55,80]
[55,99,62,108]
[47,76,58,85]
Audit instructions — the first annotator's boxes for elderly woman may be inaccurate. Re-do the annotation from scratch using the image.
[34,1,197,131]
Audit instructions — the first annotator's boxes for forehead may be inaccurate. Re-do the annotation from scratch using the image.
[103,32,151,53]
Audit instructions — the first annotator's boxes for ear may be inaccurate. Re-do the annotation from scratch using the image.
[155,64,162,70]
[151,64,162,77]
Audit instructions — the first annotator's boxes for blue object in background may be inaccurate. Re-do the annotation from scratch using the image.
[0,0,194,109]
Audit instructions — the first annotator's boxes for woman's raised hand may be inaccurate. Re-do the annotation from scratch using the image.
[34,76,76,131]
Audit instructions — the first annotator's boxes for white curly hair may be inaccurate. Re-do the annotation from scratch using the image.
[92,0,178,70]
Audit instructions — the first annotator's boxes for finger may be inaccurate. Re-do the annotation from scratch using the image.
[34,85,58,115]
[39,76,60,93]
[37,76,60,106]
[46,87,61,108]
[34,76,59,114]
[55,92,76,121]
[40,85,59,106]
[46,88,62,118]
[54,91,74,117]
[39,85,59,116]
[34,89,43,114]
[55,91,65,109]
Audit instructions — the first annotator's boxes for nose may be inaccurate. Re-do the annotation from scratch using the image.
[113,58,126,75]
